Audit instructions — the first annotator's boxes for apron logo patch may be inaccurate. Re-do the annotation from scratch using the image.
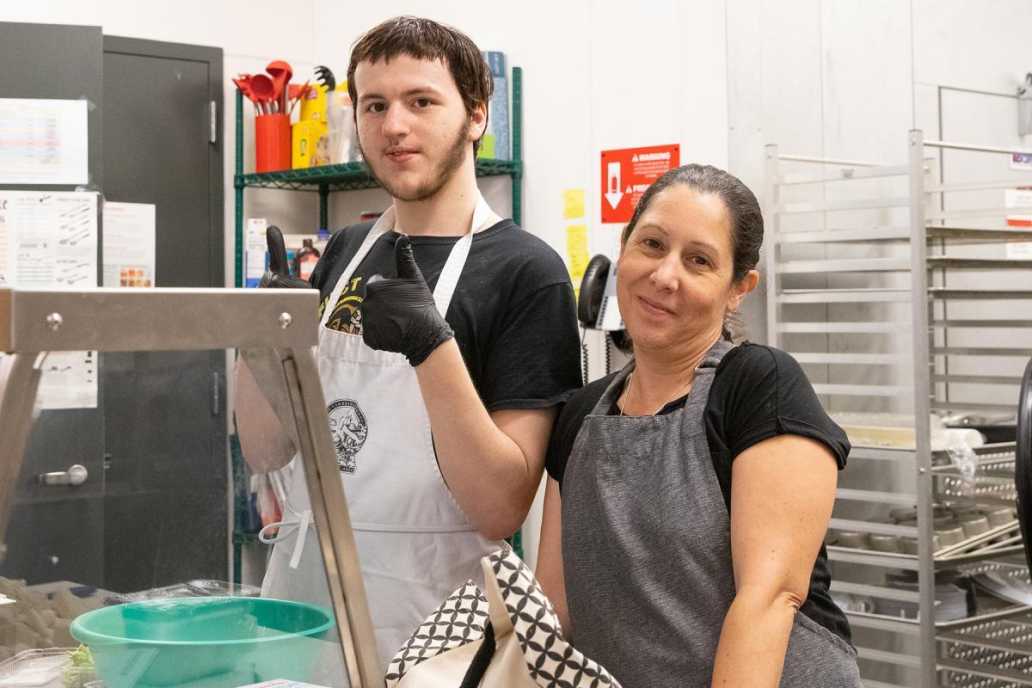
[327,398,368,473]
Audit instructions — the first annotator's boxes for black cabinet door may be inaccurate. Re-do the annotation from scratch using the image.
[100,36,226,593]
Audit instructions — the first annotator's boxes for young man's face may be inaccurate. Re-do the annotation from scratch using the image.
[354,54,484,202]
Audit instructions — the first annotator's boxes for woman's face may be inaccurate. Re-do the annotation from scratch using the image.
[616,184,758,354]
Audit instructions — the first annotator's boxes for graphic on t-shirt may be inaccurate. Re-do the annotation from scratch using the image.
[325,275,364,334]
[327,398,368,473]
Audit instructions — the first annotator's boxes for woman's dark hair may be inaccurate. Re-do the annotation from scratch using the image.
[347,16,493,154]
[620,164,763,341]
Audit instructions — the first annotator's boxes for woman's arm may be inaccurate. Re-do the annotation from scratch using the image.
[710,434,838,688]
[536,477,572,634]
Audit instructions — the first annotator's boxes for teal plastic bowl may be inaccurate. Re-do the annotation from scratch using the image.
[71,597,333,688]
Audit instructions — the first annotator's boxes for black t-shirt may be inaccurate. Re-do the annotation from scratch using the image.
[310,219,582,411]
[545,342,853,646]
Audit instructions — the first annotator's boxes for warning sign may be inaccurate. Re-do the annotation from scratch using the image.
[600,144,680,223]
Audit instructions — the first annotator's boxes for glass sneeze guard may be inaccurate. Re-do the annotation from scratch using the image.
[0,287,382,688]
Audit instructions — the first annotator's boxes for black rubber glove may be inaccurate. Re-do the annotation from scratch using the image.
[258,225,310,289]
[361,235,454,366]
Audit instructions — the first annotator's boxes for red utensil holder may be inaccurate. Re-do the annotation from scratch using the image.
[255,114,291,173]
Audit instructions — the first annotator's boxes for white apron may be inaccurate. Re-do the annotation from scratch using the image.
[260,195,504,674]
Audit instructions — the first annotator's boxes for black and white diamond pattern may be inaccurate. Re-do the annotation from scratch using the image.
[384,549,622,688]
[384,579,489,686]
[489,548,622,688]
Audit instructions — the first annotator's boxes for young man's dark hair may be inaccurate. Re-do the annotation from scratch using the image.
[346,15,493,153]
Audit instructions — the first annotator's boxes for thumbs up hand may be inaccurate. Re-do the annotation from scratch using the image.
[259,225,311,289]
[361,235,454,366]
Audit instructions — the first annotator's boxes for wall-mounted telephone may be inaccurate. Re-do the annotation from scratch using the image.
[577,254,629,353]
[577,254,612,328]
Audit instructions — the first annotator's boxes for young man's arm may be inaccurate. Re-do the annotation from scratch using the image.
[234,227,309,473]
[415,340,555,539]
[361,235,567,539]
[234,352,297,473]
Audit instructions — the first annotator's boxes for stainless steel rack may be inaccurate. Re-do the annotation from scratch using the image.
[764,131,1032,687]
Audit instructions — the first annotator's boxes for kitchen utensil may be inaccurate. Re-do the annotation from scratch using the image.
[266,60,292,113]
[833,531,866,549]
[71,597,332,687]
[945,412,1017,444]
[867,533,901,553]
[288,80,311,118]
[882,569,971,622]
[935,526,966,549]
[934,515,957,529]
[935,519,1022,559]
[973,561,1032,606]
[232,76,260,113]
[288,83,314,100]
[984,506,1016,528]
[900,536,942,555]
[250,74,277,114]
[314,65,336,93]
[949,502,981,517]
[979,533,1024,553]
[958,512,991,538]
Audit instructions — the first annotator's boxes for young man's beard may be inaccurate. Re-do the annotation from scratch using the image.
[362,120,471,203]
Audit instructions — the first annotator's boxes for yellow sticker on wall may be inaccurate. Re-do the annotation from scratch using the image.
[567,224,589,289]
[563,189,585,220]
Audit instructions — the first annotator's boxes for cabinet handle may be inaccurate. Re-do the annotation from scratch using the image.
[38,464,88,487]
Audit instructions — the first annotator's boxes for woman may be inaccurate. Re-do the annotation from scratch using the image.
[536,164,861,687]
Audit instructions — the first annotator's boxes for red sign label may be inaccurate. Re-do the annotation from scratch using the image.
[600,144,680,223]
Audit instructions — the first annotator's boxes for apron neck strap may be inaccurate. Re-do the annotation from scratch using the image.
[430,193,495,315]
[593,338,734,415]
[319,193,498,328]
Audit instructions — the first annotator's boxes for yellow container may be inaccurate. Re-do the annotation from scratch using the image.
[298,85,326,122]
[292,120,329,169]
[301,81,349,123]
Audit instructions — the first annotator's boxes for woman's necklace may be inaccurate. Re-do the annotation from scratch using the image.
[618,370,695,417]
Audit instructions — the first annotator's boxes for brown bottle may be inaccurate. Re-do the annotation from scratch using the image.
[292,238,321,282]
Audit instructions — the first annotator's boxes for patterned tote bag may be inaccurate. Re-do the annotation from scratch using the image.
[385,548,623,688]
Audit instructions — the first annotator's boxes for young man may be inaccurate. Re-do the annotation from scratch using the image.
[235,15,581,670]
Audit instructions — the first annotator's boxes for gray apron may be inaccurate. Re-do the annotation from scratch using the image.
[562,340,861,687]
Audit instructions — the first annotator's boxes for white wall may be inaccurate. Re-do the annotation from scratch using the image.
[727,0,915,348]
[310,0,727,264]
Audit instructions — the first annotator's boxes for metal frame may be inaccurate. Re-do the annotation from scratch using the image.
[909,129,938,688]
[0,287,383,687]
[765,131,1032,687]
